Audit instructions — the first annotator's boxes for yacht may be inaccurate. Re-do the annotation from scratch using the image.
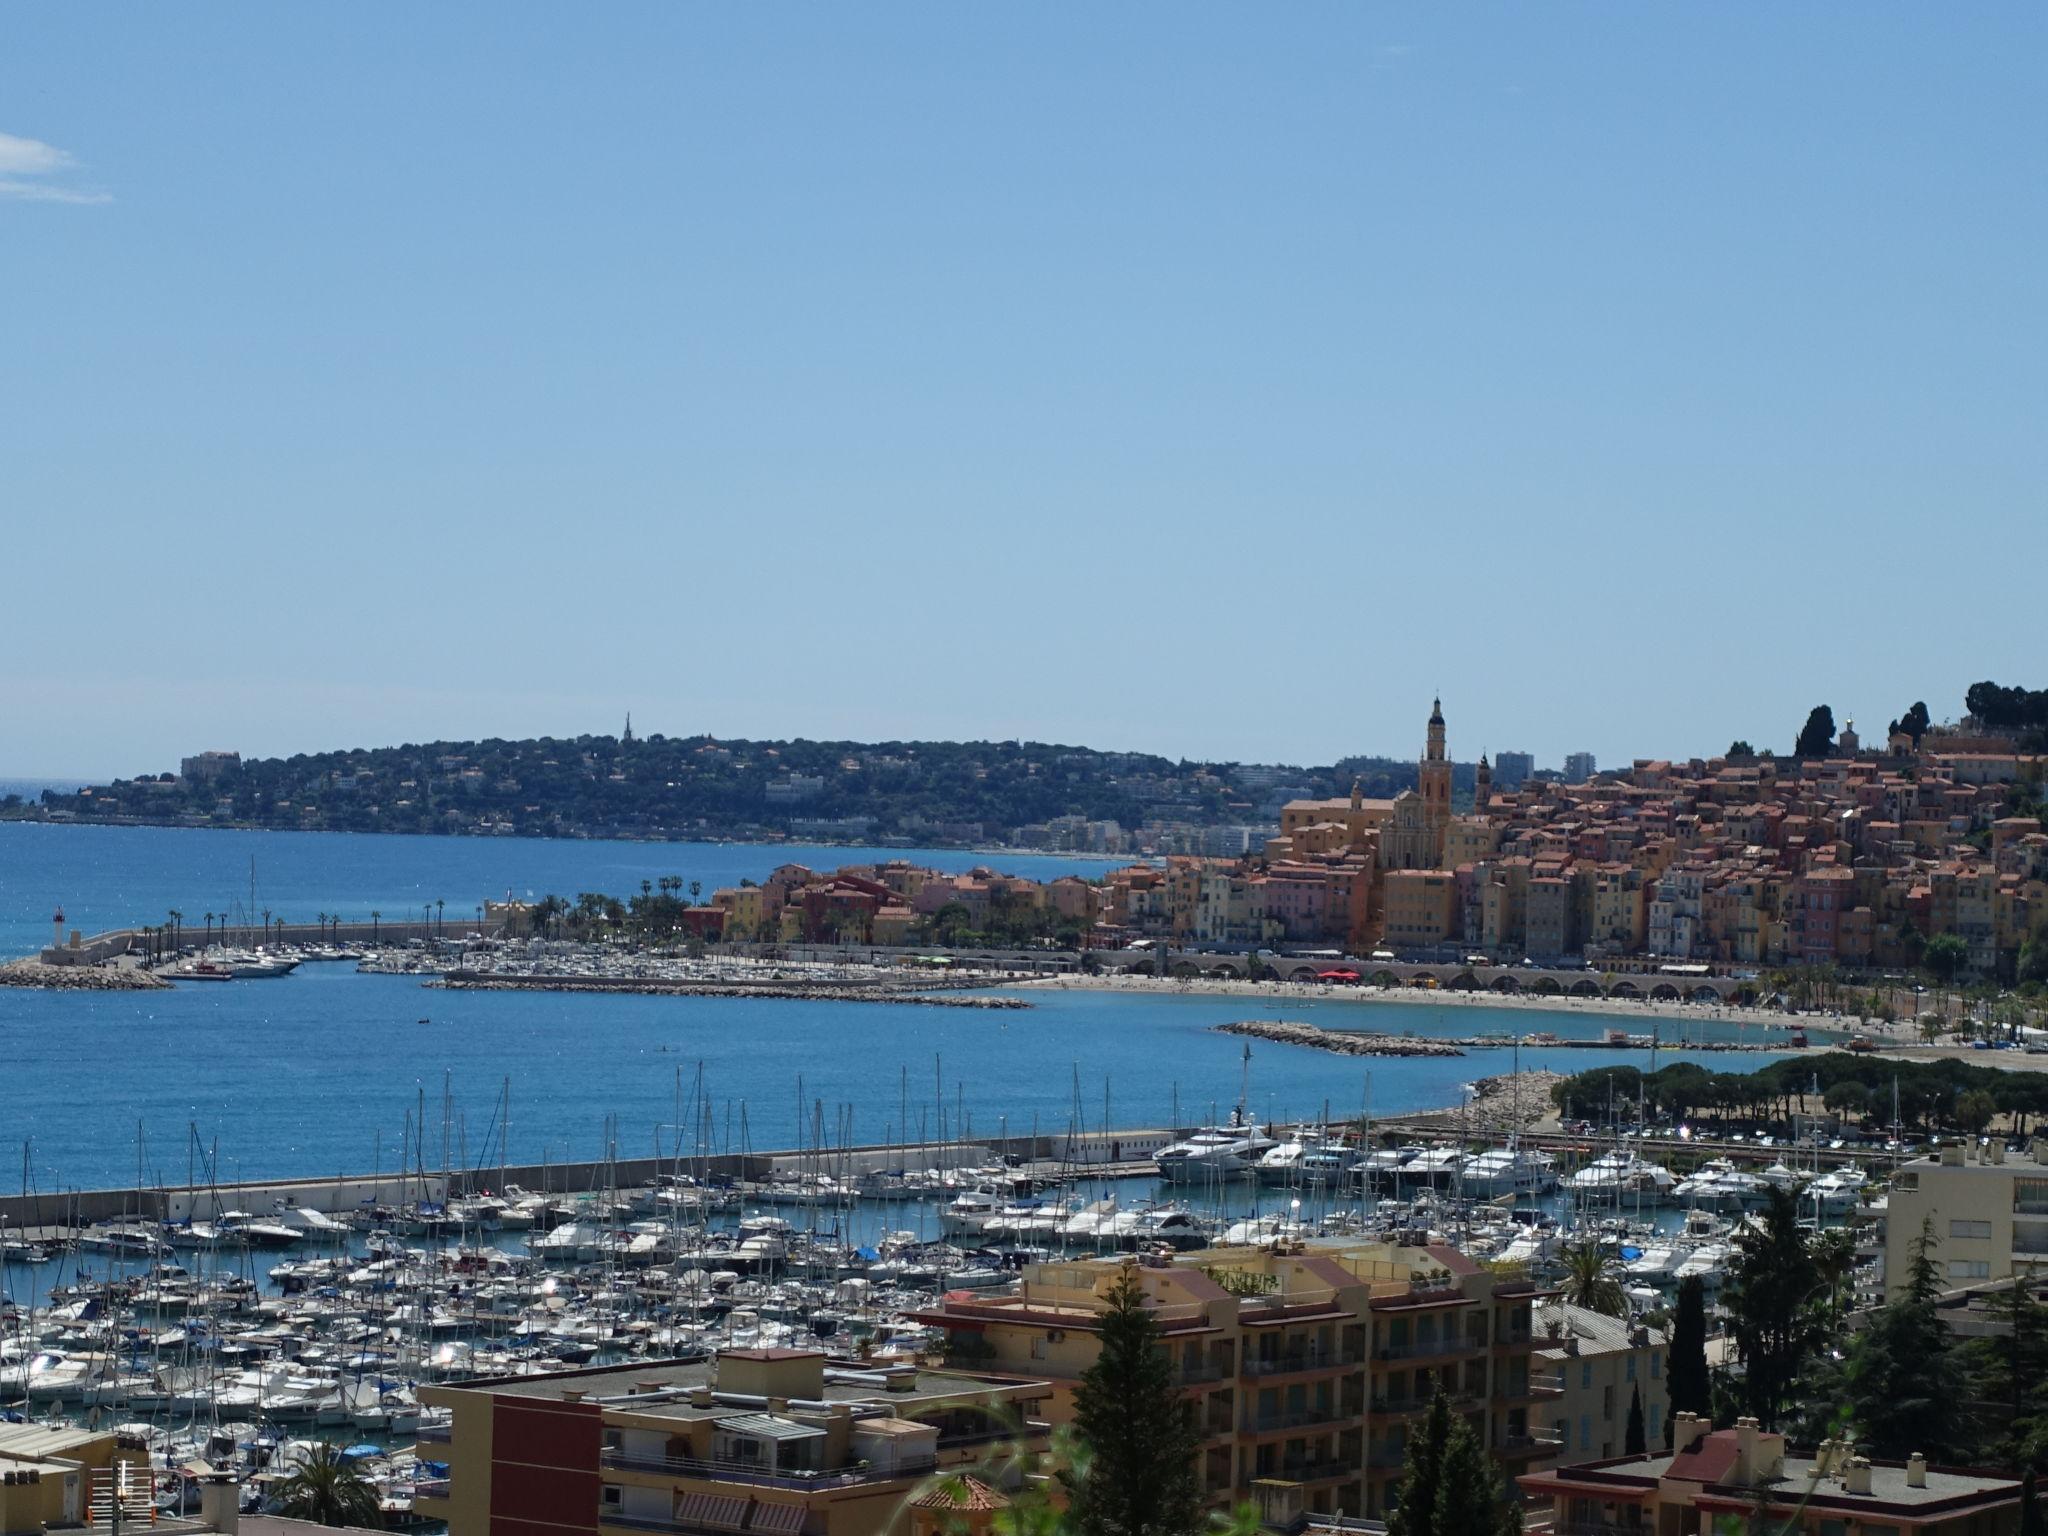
[1155,1121,1278,1184]
[1460,1144,1559,1199]
[1808,1163,1869,1211]
[1567,1150,1677,1199]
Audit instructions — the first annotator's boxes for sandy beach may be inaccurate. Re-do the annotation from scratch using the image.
[1023,969,1815,1032]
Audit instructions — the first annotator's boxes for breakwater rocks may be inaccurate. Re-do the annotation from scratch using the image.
[431,971,1032,1008]
[0,960,169,991]
[1216,1019,1465,1057]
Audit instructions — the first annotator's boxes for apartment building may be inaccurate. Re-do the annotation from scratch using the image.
[1534,1304,1668,1463]
[415,1350,1049,1536]
[916,1243,1562,1524]
[1883,1139,2048,1295]
[1520,1414,2023,1536]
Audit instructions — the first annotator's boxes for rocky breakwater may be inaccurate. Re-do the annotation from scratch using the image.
[1216,1019,1464,1057]
[0,960,169,991]
[432,970,1032,1008]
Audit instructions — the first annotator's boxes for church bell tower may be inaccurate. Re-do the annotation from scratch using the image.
[1420,697,1451,862]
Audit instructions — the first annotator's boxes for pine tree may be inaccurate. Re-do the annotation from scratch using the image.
[2022,1469,2043,1536]
[1626,1384,1646,1455]
[1434,1411,1510,1536]
[1722,1186,1826,1430]
[1842,1218,1970,1459]
[1666,1275,1712,1443]
[1388,1393,1455,1536]
[1062,1266,1202,1536]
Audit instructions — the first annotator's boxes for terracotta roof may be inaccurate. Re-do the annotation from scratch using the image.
[911,1476,1012,1512]
[1666,1429,1741,1484]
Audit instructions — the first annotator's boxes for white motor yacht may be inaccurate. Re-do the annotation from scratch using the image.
[1460,1144,1559,1199]
[1155,1121,1278,1184]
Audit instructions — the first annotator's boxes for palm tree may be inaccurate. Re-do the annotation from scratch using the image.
[370,910,381,943]
[689,880,702,905]
[1810,1227,1856,1327]
[273,1443,382,1529]
[1558,1240,1628,1317]
[436,898,445,937]
[203,912,214,948]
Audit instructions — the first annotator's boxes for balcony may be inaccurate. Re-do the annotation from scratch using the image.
[1498,1432,1565,1458]
[602,1518,758,1536]
[1376,1338,1471,1363]
[414,1479,452,1501]
[1274,1457,1355,1485]
[600,1450,936,1490]
[1242,1405,1356,1434]
[416,1425,453,1445]
[1179,1360,1236,1385]
[1242,1349,1364,1378]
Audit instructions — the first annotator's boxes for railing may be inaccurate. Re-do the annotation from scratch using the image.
[1376,1338,1471,1361]
[599,1450,934,1489]
[601,1516,753,1536]
[414,1480,452,1500]
[2013,1196,2048,1215]
[1180,1360,1236,1384]
[416,1425,453,1444]
[1276,1458,1353,1483]
[1499,1433,1566,1455]
[1243,1349,1364,1377]
[1243,1405,1355,1433]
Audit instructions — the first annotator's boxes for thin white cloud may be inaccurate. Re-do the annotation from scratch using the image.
[0,131,110,204]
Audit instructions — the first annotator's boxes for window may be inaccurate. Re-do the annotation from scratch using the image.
[1950,1219,1993,1240]
[1580,1415,1593,1451]
[1626,1356,1637,1382]
[1603,1385,1615,1418]
[1949,1260,1992,1280]
[601,1488,622,1510]
[1581,1362,1593,1389]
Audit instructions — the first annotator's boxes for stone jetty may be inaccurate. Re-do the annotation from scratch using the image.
[1216,1018,1464,1057]
[432,971,1032,1007]
[0,960,169,991]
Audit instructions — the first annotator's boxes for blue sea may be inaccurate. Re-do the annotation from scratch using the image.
[0,823,1787,1191]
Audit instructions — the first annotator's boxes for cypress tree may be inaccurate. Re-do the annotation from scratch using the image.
[1666,1275,1711,1443]
[2022,1469,2043,1536]
[1842,1219,1970,1459]
[1626,1384,1646,1456]
[1063,1266,1202,1536]
[1723,1186,1825,1430]
[1434,1412,1514,1536]
[1388,1393,1455,1536]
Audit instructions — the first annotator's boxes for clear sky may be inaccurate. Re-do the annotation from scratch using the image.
[4,6,2043,780]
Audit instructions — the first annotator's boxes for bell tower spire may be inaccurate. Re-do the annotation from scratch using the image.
[1419,696,1451,863]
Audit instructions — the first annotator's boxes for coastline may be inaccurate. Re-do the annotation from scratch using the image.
[1017,970,1816,1032]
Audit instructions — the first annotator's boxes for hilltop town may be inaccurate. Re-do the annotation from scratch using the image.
[508,690,2048,988]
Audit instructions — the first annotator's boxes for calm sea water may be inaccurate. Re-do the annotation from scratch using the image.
[0,821,1124,959]
[0,823,1785,1191]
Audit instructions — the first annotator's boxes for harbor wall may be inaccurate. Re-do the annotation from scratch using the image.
[0,1125,1194,1230]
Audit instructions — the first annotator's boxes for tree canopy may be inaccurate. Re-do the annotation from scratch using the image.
[1795,705,1838,760]
[1062,1266,1202,1536]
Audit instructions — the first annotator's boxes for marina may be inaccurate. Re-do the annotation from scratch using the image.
[0,820,1855,1528]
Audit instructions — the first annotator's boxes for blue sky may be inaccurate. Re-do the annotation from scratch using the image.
[3,6,2043,779]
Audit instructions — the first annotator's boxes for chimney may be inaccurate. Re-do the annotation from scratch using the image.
[1672,1411,1701,1450]
[1990,1143,2007,1165]
[1734,1417,1759,1485]
[1814,1439,1838,1477]
[1941,1145,1964,1166]
[198,1473,240,1536]
[561,1389,586,1404]
[690,1385,714,1409]
[1907,1453,1927,1488]
[1845,1458,1873,1495]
